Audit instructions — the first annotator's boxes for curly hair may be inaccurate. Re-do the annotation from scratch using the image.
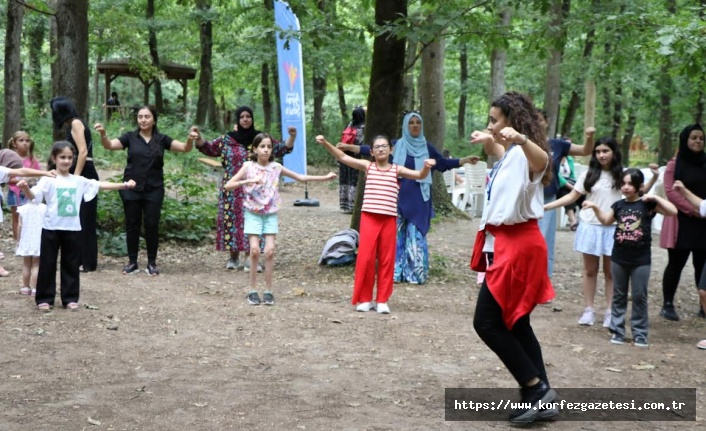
[583,136,623,192]
[491,92,551,185]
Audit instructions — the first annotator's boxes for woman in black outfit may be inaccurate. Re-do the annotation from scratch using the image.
[94,106,197,275]
[50,96,100,272]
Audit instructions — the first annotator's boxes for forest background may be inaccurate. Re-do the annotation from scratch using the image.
[0,0,705,244]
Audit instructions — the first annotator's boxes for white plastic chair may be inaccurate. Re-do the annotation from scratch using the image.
[463,161,487,216]
[443,169,465,208]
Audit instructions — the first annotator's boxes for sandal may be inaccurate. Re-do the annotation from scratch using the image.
[570,223,578,231]
[20,287,31,295]
[0,267,9,277]
[698,339,706,350]
[37,303,52,312]
[66,302,80,311]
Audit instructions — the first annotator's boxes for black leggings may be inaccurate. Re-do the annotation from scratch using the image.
[121,187,164,265]
[662,249,706,304]
[473,282,548,386]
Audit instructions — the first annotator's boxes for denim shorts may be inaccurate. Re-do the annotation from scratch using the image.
[6,190,27,207]
[244,211,279,235]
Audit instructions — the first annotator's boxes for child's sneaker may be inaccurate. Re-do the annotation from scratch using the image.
[122,262,139,275]
[262,291,275,306]
[20,287,31,295]
[355,302,372,312]
[247,291,261,305]
[226,258,240,270]
[376,303,391,314]
[602,309,611,328]
[146,264,160,276]
[243,260,263,273]
[578,307,595,326]
[633,335,649,348]
[610,334,625,345]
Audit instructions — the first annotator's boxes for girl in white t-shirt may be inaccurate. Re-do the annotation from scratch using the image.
[18,141,136,312]
[545,137,624,328]
[16,202,46,297]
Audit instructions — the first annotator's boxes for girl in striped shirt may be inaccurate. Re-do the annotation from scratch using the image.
[316,134,435,314]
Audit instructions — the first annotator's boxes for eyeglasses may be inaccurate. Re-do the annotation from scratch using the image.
[372,145,390,150]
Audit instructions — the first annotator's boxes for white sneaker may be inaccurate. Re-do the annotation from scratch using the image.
[356,302,372,312]
[602,309,611,328]
[376,303,391,314]
[226,258,239,270]
[578,307,595,326]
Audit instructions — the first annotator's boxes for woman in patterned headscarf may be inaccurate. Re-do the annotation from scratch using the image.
[196,106,295,271]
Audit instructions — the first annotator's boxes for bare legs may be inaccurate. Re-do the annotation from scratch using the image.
[248,234,275,290]
[581,253,613,309]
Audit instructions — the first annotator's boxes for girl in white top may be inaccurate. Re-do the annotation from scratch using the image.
[19,141,136,312]
[16,202,46,296]
[224,133,336,307]
[545,137,624,328]
[470,92,555,424]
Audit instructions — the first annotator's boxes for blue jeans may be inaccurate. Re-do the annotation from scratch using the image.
[538,195,557,279]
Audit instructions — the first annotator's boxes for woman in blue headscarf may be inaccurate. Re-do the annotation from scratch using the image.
[342,111,477,284]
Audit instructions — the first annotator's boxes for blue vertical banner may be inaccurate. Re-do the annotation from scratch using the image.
[274,0,306,180]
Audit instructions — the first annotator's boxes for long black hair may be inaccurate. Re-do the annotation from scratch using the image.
[584,136,623,192]
[50,96,79,130]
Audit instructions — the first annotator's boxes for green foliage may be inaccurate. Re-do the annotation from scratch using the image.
[96,169,218,256]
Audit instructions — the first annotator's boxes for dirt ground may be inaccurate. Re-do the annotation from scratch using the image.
[1,177,705,431]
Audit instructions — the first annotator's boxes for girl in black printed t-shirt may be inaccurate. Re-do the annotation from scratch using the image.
[583,168,676,348]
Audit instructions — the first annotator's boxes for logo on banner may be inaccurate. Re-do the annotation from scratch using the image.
[282,61,302,118]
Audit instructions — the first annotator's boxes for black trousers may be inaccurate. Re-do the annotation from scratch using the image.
[36,229,81,306]
[74,161,99,271]
[473,282,548,387]
[662,249,706,304]
[120,187,164,265]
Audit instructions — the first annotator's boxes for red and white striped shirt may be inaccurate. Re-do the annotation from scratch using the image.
[362,162,399,217]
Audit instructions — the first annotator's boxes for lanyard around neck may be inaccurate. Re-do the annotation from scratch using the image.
[486,144,515,203]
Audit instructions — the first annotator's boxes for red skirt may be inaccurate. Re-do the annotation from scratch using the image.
[473,220,554,329]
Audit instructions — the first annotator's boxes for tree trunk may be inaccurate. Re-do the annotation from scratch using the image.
[658,0,676,165]
[272,60,282,131]
[26,14,46,113]
[195,0,216,128]
[543,0,569,139]
[489,8,511,102]
[261,62,272,132]
[336,65,347,124]
[457,43,468,139]
[147,0,164,111]
[612,84,622,139]
[3,0,24,144]
[350,0,407,231]
[402,39,417,109]
[53,0,89,137]
[420,35,455,214]
[312,0,327,133]
[560,25,594,137]
[621,89,640,167]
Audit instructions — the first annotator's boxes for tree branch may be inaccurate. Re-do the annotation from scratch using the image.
[13,0,55,16]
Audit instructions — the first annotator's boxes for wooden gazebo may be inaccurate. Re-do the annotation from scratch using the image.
[97,58,197,118]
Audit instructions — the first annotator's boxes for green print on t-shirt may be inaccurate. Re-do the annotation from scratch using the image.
[57,187,77,217]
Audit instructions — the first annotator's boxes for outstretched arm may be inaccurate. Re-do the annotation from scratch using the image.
[99,179,136,191]
[471,130,504,158]
[8,167,54,178]
[316,135,370,171]
[545,189,582,210]
[94,123,124,150]
[673,180,704,213]
[582,200,615,225]
[224,163,253,191]
[642,194,677,217]
[169,126,199,153]
[642,163,660,194]
[280,165,337,183]
[398,159,436,180]
[568,127,596,157]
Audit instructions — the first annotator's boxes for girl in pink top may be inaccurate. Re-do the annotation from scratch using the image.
[7,131,41,241]
[316,134,435,314]
[225,133,336,306]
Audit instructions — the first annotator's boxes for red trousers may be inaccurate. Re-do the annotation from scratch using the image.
[351,212,396,304]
